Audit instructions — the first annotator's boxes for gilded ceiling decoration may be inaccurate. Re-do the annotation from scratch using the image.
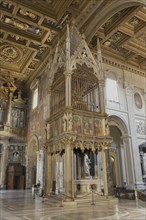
[0,0,145,87]
[1,16,42,35]
[0,44,22,63]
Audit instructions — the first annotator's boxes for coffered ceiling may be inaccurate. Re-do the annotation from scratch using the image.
[0,0,145,88]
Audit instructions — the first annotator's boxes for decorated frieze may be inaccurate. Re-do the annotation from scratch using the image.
[49,114,103,138]
[136,119,146,135]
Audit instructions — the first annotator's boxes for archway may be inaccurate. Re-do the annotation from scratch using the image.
[26,135,39,188]
[84,0,146,42]
[139,142,146,184]
[108,115,134,188]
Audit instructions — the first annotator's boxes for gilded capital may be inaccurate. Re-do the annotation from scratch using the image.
[61,136,76,145]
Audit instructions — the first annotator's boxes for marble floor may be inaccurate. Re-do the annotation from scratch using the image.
[0,190,145,220]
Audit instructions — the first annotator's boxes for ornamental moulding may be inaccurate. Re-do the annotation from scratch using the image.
[102,57,146,77]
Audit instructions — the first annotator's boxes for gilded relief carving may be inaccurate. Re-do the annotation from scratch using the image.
[19,9,38,20]
[0,44,22,63]
[2,16,42,35]
[94,119,102,136]
[62,112,73,132]
[73,115,82,133]
[83,118,93,135]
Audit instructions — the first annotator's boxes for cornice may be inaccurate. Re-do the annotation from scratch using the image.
[102,56,146,77]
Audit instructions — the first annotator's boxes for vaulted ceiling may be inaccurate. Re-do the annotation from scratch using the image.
[0,0,145,88]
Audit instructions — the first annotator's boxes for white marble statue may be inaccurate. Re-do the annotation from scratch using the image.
[84,154,91,178]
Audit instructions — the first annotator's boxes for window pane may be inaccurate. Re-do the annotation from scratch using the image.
[32,88,38,109]
[106,78,119,102]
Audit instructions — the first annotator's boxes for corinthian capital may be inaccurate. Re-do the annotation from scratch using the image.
[61,136,76,145]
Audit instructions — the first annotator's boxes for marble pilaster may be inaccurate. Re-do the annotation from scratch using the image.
[125,85,144,188]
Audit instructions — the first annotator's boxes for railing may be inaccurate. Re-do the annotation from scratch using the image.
[113,187,135,200]
[72,100,99,112]
[136,189,146,202]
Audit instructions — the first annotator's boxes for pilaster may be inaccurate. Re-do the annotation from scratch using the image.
[125,85,144,188]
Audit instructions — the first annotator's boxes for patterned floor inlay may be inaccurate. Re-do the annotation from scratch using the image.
[0,190,145,220]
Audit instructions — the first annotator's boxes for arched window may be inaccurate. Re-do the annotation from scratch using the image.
[32,87,38,109]
[106,78,119,102]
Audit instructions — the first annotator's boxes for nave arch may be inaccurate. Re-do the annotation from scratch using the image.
[84,0,146,42]
[108,115,135,187]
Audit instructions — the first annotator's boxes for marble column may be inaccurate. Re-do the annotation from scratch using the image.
[94,153,98,178]
[98,80,105,114]
[64,72,72,107]
[102,147,108,195]
[6,92,13,126]
[36,151,40,183]
[0,143,8,189]
[52,154,56,194]
[120,145,127,184]
[121,135,135,187]
[45,154,52,195]
[143,153,146,176]
[63,137,75,201]
[38,149,44,188]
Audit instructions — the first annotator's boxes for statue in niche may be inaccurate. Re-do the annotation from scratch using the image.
[11,108,21,127]
[14,91,25,103]
[13,151,19,162]
[84,154,91,178]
